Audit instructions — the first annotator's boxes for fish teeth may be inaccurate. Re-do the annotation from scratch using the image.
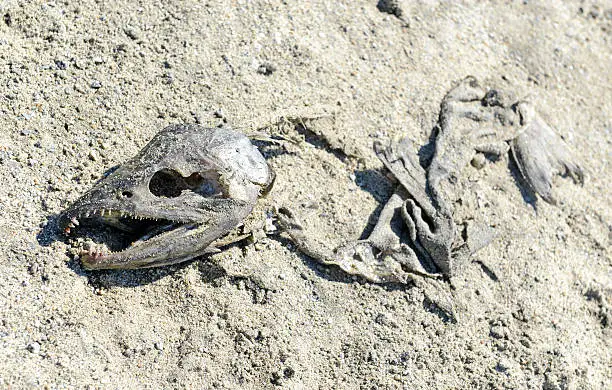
[76,209,154,221]
[81,243,111,259]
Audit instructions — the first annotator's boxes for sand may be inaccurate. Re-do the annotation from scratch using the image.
[0,0,610,388]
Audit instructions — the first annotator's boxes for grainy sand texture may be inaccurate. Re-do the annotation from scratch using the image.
[0,0,610,388]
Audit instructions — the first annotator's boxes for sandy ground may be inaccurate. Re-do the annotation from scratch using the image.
[1,0,611,388]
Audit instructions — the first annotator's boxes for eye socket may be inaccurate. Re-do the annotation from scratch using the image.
[149,169,223,198]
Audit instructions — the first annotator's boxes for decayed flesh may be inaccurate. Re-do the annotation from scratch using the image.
[278,76,584,283]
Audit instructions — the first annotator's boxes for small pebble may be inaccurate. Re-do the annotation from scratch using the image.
[88,150,100,161]
[90,80,102,89]
[495,358,511,373]
[471,153,486,169]
[124,26,141,40]
[483,89,503,107]
[54,60,67,70]
[520,338,531,348]
[26,342,41,354]
[377,0,403,18]
[489,324,508,339]
[163,72,174,85]
[257,62,276,76]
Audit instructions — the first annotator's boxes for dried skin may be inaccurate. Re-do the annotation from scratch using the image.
[279,77,584,283]
[512,102,584,204]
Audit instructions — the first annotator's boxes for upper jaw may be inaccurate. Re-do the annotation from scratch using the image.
[58,199,189,236]
[58,187,209,231]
